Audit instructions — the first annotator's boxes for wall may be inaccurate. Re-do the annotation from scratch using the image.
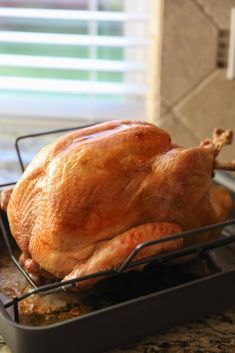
[157,0,235,161]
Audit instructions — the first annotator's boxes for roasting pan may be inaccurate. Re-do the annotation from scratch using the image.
[1,125,235,353]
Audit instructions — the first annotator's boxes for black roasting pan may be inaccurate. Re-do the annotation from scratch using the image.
[0,126,235,353]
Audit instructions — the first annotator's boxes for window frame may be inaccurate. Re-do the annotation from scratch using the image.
[0,0,151,123]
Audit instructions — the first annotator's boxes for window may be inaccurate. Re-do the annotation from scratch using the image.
[0,0,150,123]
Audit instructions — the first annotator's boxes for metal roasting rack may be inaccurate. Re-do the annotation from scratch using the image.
[1,123,235,353]
[1,205,235,323]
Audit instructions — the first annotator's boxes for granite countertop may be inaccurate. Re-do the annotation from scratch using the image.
[111,310,235,353]
[1,127,235,353]
[1,310,235,353]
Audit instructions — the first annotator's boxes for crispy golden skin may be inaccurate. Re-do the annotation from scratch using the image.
[6,120,234,284]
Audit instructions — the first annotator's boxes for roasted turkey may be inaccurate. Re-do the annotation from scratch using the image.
[2,120,235,287]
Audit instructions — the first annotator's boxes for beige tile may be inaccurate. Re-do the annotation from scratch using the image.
[147,98,161,125]
[161,0,217,105]
[150,98,170,126]
[158,112,199,148]
[160,96,171,117]
[196,0,235,29]
[175,69,235,161]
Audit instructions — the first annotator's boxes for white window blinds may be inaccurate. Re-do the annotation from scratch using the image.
[0,0,150,122]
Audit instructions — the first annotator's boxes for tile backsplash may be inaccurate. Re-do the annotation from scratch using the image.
[157,0,235,162]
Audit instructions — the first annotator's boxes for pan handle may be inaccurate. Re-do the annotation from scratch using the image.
[0,299,14,322]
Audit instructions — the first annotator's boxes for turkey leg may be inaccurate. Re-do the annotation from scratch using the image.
[201,128,235,172]
[63,222,183,289]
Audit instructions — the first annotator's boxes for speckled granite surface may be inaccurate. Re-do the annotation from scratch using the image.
[110,310,235,353]
[1,127,235,353]
[1,310,235,352]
